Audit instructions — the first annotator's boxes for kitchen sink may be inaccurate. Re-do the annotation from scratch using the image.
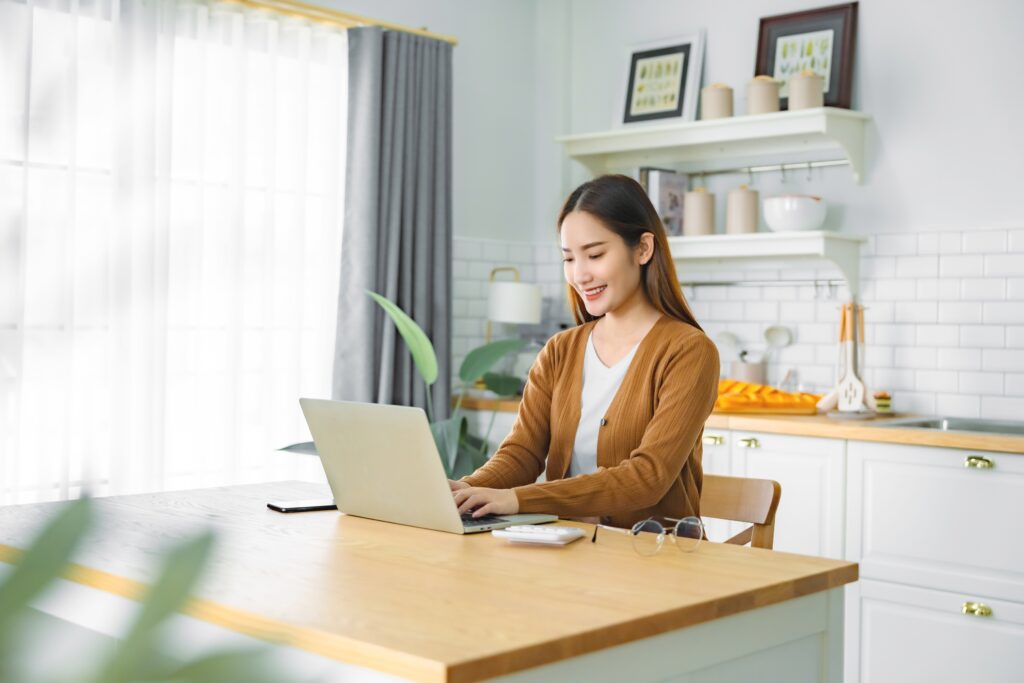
[876,416,1024,436]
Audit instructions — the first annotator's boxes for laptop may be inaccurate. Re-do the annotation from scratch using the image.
[299,398,557,534]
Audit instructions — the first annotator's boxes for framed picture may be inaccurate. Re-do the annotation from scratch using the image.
[638,167,689,237]
[755,3,858,109]
[619,32,705,126]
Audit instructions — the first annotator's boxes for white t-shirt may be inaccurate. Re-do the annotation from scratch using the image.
[567,331,641,477]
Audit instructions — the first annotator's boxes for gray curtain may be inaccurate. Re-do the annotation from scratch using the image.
[332,26,453,422]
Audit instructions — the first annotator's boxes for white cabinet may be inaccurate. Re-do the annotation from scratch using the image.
[732,431,846,559]
[845,441,1024,683]
[700,428,734,543]
[849,579,1024,683]
[846,441,1024,601]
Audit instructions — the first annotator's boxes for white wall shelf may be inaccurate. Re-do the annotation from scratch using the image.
[557,107,871,183]
[667,231,866,298]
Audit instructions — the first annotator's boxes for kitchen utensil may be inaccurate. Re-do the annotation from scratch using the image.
[763,325,792,360]
[730,361,766,385]
[700,83,733,119]
[788,70,824,110]
[684,188,715,235]
[715,331,740,361]
[836,303,866,412]
[763,194,826,231]
[747,75,780,114]
[726,184,758,234]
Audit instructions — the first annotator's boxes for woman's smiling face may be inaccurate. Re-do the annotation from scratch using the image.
[560,210,651,318]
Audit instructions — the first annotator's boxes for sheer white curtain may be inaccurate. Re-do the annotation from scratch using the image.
[0,0,346,504]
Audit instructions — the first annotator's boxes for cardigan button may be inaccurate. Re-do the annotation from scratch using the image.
[600,418,607,426]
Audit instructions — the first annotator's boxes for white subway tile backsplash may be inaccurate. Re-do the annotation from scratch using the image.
[937,302,982,324]
[861,257,895,278]
[896,256,938,278]
[915,324,959,347]
[984,254,1024,277]
[939,255,984,277]
[959,372,1003,395]
[960,278,1005,301]
[983,302,1024,324]
[456,227,1018,415]
[1005,374,1024,397]
[917,233,940,254]
[916,278,959,300]
[935,393,981,418]
[938,231,962,254]
[453,239,481,260]
[873,323,916,346]
[937,347,982,371]
[962,230,1007,254]
[894,301,938,323]
[1008,326,1024,348]
[875,234,917,256]
[743,301,780,321]
[869,368,915,392]
[981,396,1024,421]
[959,325,1004,348]
[1009,230,1024,253]
[873,278,920,301]
[779,302,818,322]
[895,347,937,369]
[983,349,1024,372]
[894,391,936,415]
[917,370,954,393]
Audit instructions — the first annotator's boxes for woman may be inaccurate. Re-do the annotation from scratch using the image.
[451,174,720,529]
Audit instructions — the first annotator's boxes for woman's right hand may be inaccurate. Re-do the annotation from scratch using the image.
[448,479,470,492]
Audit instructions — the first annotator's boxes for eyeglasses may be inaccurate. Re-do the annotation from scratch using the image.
[591,516,704,556]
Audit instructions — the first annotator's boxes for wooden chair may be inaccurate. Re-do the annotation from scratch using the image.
[700,474,782,550]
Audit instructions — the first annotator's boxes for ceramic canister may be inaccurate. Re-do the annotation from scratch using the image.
[788,70,824,110]
[747,75,780,115]
[683,187,715,236]
[726,184,758,234]
[700,83,733,120]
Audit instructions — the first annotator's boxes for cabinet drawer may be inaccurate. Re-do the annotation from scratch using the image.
[847,441,1024,601]
[854,578,1024,683]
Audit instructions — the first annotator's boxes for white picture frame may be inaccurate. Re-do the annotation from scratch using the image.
[616,31,705,128]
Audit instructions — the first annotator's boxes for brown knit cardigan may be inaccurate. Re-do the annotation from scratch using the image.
[460,314,720,529]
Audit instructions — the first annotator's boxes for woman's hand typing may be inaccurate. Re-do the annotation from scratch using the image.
[452,486,519,517]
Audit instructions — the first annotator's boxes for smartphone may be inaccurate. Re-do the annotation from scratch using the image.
[266,499,337,513]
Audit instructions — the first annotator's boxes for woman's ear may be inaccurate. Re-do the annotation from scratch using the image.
[637,232,655,265]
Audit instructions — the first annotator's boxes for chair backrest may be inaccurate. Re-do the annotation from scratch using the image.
[700,474,782,550]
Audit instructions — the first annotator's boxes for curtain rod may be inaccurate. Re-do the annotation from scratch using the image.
[226,0,459,45]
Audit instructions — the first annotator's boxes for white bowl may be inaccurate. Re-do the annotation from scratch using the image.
[763,194,827,231]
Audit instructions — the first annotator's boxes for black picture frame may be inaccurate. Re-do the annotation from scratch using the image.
[623,44,690,124]
[755,2,858,109]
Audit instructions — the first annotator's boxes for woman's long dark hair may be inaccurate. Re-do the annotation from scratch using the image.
[557,174,702,331]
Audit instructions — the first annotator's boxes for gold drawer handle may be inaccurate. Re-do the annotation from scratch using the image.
[962,601,993,617]
[703,434,725,446]
[738,437,761,449]
[964,455,995,469]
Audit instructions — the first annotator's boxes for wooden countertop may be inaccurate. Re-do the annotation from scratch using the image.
[0,481,857,683]
[457,396,1024,454]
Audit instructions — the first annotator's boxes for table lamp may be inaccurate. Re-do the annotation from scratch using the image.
[486,266,542,344]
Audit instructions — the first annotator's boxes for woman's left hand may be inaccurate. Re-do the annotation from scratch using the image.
[453,486,519,517]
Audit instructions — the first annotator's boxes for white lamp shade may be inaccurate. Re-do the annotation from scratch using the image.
[488,281,542,325]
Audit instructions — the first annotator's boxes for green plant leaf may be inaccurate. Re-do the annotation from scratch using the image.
[458,339,525,384]
[366,290,438,386]
[86,532,216,683]
[0,497,92,635]
[482,372,522,397]
[430,414,467,475]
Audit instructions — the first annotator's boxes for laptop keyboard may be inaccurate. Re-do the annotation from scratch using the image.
[461,512,507,527]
